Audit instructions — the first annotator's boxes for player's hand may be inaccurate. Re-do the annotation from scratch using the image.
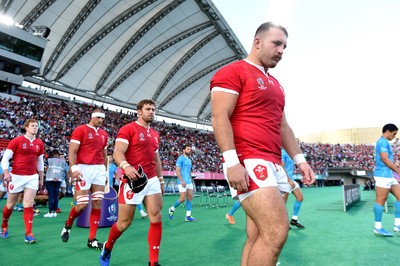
[288,179,295,189]
[227,163,249,192]
[124,165,140,181]
[4,172,11,183]
[160,183,165,195]
[71,170,83,182]
[298,162,315,185]
[181,181,186,188]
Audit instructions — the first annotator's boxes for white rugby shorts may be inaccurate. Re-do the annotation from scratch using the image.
[6,173,39,193]
[224,158,289,202]
[374,176,399,189]
[178,183,193,193]
[75,164,106,191]
[118,176,161,205]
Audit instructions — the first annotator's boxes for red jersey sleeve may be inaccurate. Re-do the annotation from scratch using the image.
[210,61,244,94]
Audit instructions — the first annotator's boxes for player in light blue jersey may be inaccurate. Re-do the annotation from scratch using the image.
[373,124,400,237]
[168,144,197,222]
[282,149,305,229]
[107,155,117,190]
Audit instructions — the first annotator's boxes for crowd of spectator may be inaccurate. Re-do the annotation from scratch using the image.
[1,93,400,175]
[0,94,221,173]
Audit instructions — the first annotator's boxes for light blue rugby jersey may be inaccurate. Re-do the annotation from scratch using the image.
[281,149,294,180]
[108,163,117,186]
[374,136,393,178]
[176,155,192,184]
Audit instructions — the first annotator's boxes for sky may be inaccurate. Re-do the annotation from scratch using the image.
[212,0,400,137]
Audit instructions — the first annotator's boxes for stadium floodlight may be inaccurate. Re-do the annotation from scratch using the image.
[31,26,51,39]
[0,15,15,26]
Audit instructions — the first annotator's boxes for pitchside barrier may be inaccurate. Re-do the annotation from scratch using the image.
[342,184,361,212]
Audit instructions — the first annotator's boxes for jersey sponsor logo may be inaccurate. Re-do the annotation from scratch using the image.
[253,164,268,181]
[139,133,145,141]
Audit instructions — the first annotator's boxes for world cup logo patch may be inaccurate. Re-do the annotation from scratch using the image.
[253,164,268,180]
[108,203,117,215]
[257,78,267,90]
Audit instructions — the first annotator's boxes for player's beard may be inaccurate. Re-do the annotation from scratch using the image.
[143,115,154,123]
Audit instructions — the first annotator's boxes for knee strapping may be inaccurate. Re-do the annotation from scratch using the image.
[92,191,104,201]
[76,195,89,205]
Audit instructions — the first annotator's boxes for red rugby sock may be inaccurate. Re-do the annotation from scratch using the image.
[23,207,34,235]
[148,222,162,264]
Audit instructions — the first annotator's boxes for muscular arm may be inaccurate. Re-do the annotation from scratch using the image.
[154,152,162,178]
[103,148,108,169]
[381,152,400,175]
[211,91,237,152]
[211,91,248,191]
[68,142,81,180]
[113,140,139,180]
[175,166,185,185]
[175,166,184,182]
[154,151,164,194]
[68,142,79,168]
[113,140,129,168]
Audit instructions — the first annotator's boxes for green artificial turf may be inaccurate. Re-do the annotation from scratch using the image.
[0,186,399,265]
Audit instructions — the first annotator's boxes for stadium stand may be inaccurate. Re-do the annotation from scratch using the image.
[0,93,222,174]
[2,92,400,186]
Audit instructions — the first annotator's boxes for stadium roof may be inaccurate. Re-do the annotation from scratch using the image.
[1,0,247,125]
